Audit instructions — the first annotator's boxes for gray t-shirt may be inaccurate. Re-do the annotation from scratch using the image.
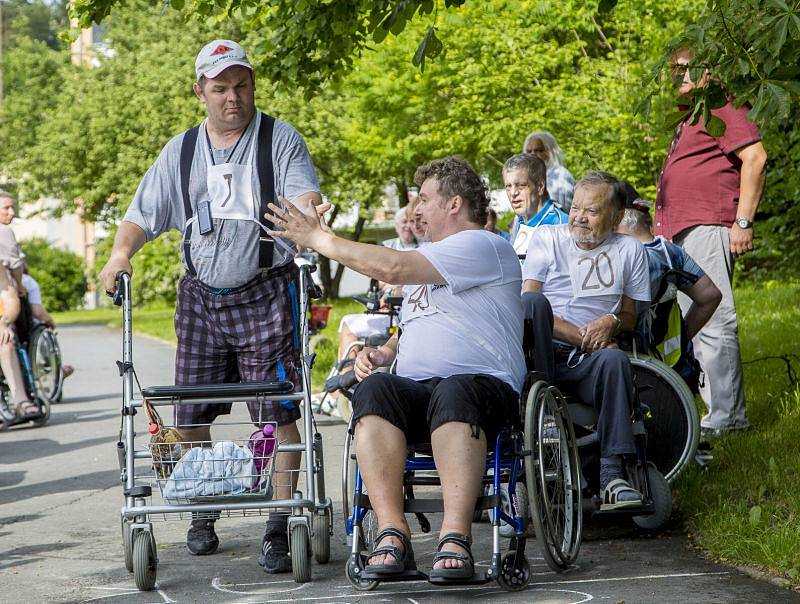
[124,111,320,288]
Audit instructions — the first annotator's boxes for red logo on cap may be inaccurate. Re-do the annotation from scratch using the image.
[211,44,232,56]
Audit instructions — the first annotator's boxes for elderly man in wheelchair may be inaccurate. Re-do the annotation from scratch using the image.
[521,171,654,511]
[268,155,531,585]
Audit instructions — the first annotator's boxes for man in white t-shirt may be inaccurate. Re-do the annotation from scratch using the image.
[522,171,651,510]
[268,156,526,584]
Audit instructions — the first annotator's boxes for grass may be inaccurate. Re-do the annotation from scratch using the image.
[672,280,800,584]
[54,282,800,582]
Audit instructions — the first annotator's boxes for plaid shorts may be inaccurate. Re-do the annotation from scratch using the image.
[173,262,302,428]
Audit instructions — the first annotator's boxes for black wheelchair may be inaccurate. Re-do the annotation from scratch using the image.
[0,301,56,428]
[338,370,584,591]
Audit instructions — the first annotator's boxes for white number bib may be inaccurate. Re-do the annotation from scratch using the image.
[568,242,624,298]
[512,223,535,255]
[204,114,260,222]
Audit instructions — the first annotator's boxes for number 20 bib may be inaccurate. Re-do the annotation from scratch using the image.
[567,242,624,298]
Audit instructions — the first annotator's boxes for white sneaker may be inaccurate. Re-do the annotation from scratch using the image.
[498,484,529,538]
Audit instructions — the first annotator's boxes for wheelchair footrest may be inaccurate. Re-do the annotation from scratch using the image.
[428,572,493,586]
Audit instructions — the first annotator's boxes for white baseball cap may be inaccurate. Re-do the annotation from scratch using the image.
[195,39,253,80]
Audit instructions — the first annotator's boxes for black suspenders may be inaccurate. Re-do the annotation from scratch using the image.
[179,114,277,277]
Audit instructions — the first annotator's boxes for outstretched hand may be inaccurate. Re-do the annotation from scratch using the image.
[265,197,333,250]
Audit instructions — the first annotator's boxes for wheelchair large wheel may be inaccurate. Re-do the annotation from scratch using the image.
[629,356,699,482]
[29,325,63,405]
[524,381,582,572]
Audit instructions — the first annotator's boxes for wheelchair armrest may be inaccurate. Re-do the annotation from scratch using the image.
[141,381,295,400]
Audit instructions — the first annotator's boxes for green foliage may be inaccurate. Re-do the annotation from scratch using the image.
[71,0,466,91]
[94,228,184,306]
[638,0,800,127]
[20,238,88,311]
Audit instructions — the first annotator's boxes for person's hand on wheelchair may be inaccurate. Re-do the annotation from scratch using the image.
[354,345,395,382]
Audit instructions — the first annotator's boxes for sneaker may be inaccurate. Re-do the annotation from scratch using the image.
[186,519,219,555]
[259,524,291,573]
[498,484,529,538]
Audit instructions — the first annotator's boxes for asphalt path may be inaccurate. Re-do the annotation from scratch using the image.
[1,324,798,603]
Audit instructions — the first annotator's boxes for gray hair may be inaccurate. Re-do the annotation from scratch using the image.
[620,208,652,232]
[522,130,566,169]
[393,206,407,225]
[575,171,627,212]
[502,153,547,187]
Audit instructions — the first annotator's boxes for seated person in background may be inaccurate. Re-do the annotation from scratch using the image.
[504,153,568,256]
[484,208,510,240]
[523,130,576,211]
[336,206,418,370]
[381,206,419,250]
[21,269,75,378]
[268,155,526,582]
[521,171,651,510]
[0,267,37,418]
[616,184,721,385]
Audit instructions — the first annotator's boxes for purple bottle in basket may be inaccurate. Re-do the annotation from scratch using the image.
[249,423,276,477]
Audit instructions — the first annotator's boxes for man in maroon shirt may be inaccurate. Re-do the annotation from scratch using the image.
[655,49,767,436]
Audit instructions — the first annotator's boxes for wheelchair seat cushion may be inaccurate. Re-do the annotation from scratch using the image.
[361,527,417,579]
[600,478,643,511]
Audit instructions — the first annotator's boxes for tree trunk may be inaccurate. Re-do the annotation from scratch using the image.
[318,206,368,300]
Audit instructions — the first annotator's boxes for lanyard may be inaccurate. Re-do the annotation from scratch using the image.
[205,125,246,166]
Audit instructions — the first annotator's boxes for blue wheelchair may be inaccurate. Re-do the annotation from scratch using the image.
[337,370,583,591]
[0,301,54,428]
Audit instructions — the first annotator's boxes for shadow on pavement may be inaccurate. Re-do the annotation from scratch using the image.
[0,468,118,506]
[0,470,27,488]
[59,393,120,405]
[45,411,119,427]
[0,541,81,572]
[0,436,113,465]
[0,512,44,527]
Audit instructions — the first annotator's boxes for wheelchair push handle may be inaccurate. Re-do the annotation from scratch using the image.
[109,271,131,307]
[298,264,323,300]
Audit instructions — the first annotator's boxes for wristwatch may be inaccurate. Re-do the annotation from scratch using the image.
[735,217,753,229]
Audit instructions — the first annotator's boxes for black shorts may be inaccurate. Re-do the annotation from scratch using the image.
[350,372,518,444]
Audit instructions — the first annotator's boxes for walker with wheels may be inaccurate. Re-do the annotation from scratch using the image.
[112,268,333,591]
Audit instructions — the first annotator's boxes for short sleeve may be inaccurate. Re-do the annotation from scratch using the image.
[671,245,704,290]
[273,124,320,201]
[624,240,651,303]
[123,135,185,241]
[25,276,42,305]
[521,227,553,282]
[715,102,761,155]
[417,231,505,294]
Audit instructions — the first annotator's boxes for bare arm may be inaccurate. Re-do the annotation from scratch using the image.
[681,275,722,339]
[30,303,56,329]
[731,141,767,256]
[266,202,444,285]
[98,221,148,293]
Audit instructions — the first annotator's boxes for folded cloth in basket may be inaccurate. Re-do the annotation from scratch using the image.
[162,441,256,499]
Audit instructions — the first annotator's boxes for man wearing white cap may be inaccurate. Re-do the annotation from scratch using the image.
[99,39,321,573]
